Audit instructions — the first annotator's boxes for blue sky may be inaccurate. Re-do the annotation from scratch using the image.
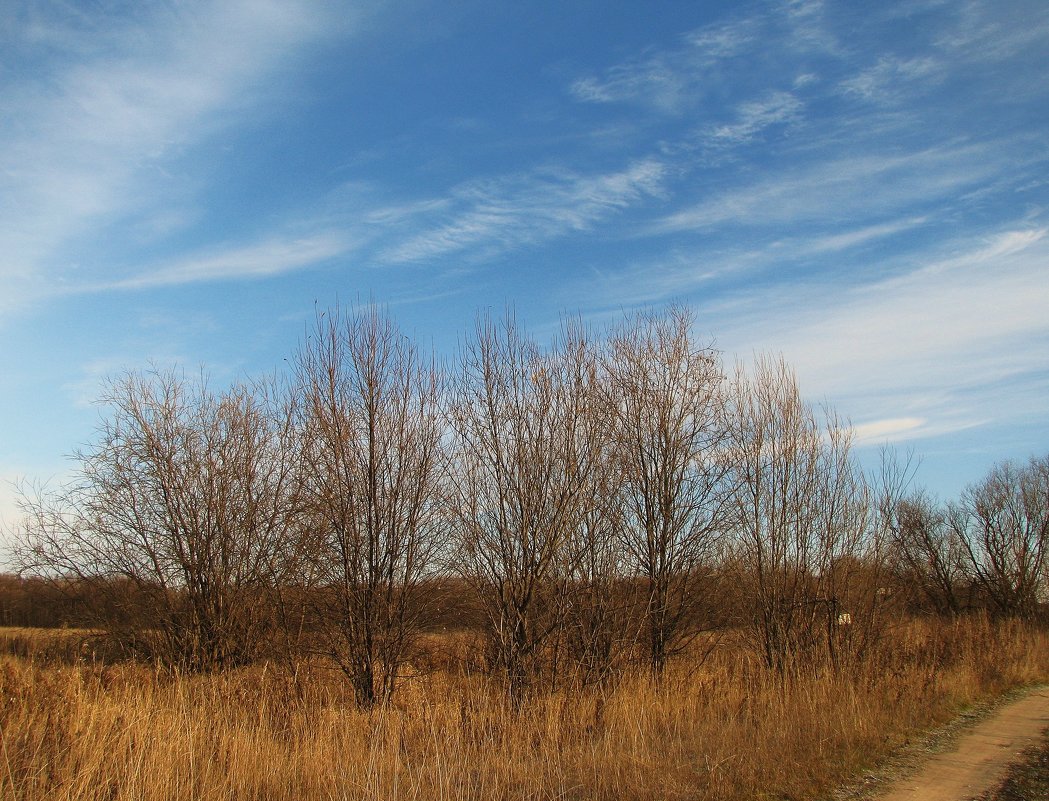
[2,0,1048,538]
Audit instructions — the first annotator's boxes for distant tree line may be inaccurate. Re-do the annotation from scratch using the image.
[7,305,1049,706]
[881,453,1049,621]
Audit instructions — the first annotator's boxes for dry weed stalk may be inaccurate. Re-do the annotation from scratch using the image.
[2,617,1047,801]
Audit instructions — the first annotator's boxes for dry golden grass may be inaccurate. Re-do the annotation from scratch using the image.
[1,617,1047,801]
[0,627,96,663]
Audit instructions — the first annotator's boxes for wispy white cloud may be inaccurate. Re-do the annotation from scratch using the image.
[112,231,353,289]
[839,55,942,103]
[683,17,758,58]
[379,160,667,264]
[796,217,929,254]
[570,62,689,112]
[578,215,929,308]
[577,219,1049,447]
[851,417,927,444]
[0,465,78,555]
[704,91,804,145]
[711,224,1049,441]
[781,0,845,57]
[934,0,1049,62]
[60,357,147,410]
[569,16,758,113]
[0,0,340,318]
[654,144,1008,233]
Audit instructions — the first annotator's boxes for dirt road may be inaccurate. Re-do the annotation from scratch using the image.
[876,688,1049,801]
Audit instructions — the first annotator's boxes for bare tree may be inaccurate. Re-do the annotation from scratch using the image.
[445,312,600,700]
[727,355,869,672]
[884,489,966,616]
[560,456,631,687]
[555,325,632,687]
[293,306,445,708]
[604,306,732,675]
[812,414,879,665]
[15,369,302,670]
[952,456,1049,620]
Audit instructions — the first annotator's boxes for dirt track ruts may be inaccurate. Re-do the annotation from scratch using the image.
[876,687,1049,801]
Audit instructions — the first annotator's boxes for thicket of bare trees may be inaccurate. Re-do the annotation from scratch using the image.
[293,308,446,707]
[727,356,876,670]
[15,371,303,670]
[883,486,966,617]
[445,315,608,697]
[879,453,1049,622]
[605,307,732,675]
[10,305,1049,704]
[954,456,1049,620]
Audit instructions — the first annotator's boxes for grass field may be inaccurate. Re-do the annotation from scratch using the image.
[1,617,1047,801]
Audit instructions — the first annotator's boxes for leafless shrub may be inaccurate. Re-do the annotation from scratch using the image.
[15,369,302,670]
[603,306,733,675]
[890,502,966,616]
[13,301,1046,699]
[558,481,632,686]
[952,455,1049,620]
[293,306,446,708]
[551,323,635,687]
[727,355,871,671]
[445,312,601,700]
[874,450,967,617]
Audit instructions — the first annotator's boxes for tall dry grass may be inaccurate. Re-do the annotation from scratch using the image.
[1,617,1047,801]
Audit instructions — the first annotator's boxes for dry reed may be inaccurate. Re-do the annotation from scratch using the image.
[1,616,1047,801]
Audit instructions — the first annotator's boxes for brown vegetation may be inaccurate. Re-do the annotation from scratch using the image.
[1,617,1047,801]
[294,306,446,708]
[5,303,1049,798]
[9,306,1049,687]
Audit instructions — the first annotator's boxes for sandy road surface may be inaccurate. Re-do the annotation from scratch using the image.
[876,688,1049,801]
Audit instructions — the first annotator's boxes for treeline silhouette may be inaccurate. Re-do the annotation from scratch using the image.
[8,305,1048,706]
